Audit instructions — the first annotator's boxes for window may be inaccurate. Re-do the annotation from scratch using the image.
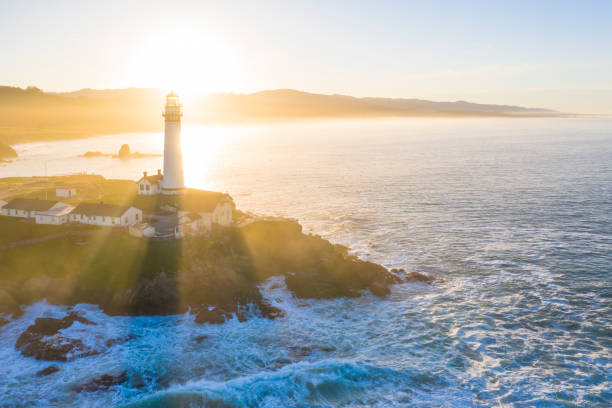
[136,212,139,220]
[140,184,144,190]
[146,184,150,191]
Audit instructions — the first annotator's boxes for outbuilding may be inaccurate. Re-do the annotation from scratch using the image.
[1,198,68,219]
[69,202,142,227]
[35,204,75,225]
[56,187,77,198]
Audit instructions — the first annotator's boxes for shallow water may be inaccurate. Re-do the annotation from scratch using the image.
[1,118,611,407]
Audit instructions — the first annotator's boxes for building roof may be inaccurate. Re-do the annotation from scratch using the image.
[37,205,75,217]
[3,198,60,212]
[138,174,163,184]
[174,191,233,213]
[72,202,133,217]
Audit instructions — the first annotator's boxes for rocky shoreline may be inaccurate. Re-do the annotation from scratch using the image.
[1,218,434,372]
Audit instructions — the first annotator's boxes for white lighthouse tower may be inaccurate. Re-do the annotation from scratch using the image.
[161,92,185,194]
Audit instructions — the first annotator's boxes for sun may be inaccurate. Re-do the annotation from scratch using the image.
[126,27,245,97]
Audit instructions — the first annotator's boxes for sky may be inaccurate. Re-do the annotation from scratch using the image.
[1,0,612,113]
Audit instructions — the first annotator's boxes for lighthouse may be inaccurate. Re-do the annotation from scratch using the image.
[161,92,185,194]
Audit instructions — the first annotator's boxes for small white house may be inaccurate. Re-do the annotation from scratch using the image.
[35,204,75,225]
[56,187,77,198]
[69,202,142,227]
[1,198,68,219]
[137,170,163,195]
[175,195,233,229]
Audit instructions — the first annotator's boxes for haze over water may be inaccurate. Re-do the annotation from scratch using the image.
[1,118,611,406]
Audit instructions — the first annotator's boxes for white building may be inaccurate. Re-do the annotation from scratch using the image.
[175,193,234,230]
[137,170,163,195]
[69,202,142,227]
[161,92,185,195]
[1,198,68,219]
[56,187,77,198]
[35,204,75,225]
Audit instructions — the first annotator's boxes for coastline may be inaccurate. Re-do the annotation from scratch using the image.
[0,175,432,363]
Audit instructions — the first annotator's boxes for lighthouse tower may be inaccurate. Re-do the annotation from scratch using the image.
[161,92,185,194]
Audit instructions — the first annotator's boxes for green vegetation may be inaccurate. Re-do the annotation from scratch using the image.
[0,217,67,245]
[0,218,399,319]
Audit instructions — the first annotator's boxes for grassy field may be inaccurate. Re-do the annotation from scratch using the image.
[0,217,67,245]
[0,224,181,289]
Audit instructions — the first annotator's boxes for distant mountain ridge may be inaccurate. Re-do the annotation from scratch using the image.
[0,85,559,144]
[204,88,556,118]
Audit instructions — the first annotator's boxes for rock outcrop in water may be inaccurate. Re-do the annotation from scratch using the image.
[74,372,128,393]
[0,142,17,160]
[36,365,60,377]
[15,312,98,361]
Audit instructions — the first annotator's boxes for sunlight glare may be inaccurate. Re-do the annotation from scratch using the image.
[127,27,244,97]
[180,125,238,191]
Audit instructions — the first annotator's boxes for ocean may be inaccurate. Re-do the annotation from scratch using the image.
[1,118,611,407]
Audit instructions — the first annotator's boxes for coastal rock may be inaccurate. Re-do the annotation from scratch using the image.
[0,142,17,160]
[258,302,285,320]
[15,312,97,361]
[369,281,390,297]
[237,220,401,299]
[194,307,232,325]
[105,334,137,348]
[194,335,208,344]
[80,151,107,158]
[289,346,312,359]
[117,144,131,158]
[287,344,335,361]
[36,365,60,377]
[404,271,434,283]
[74,372,128,393]
[125,276,182,316]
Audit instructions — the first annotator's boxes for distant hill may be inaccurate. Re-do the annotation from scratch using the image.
[0,86,559,144]
[200,89,557,121]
